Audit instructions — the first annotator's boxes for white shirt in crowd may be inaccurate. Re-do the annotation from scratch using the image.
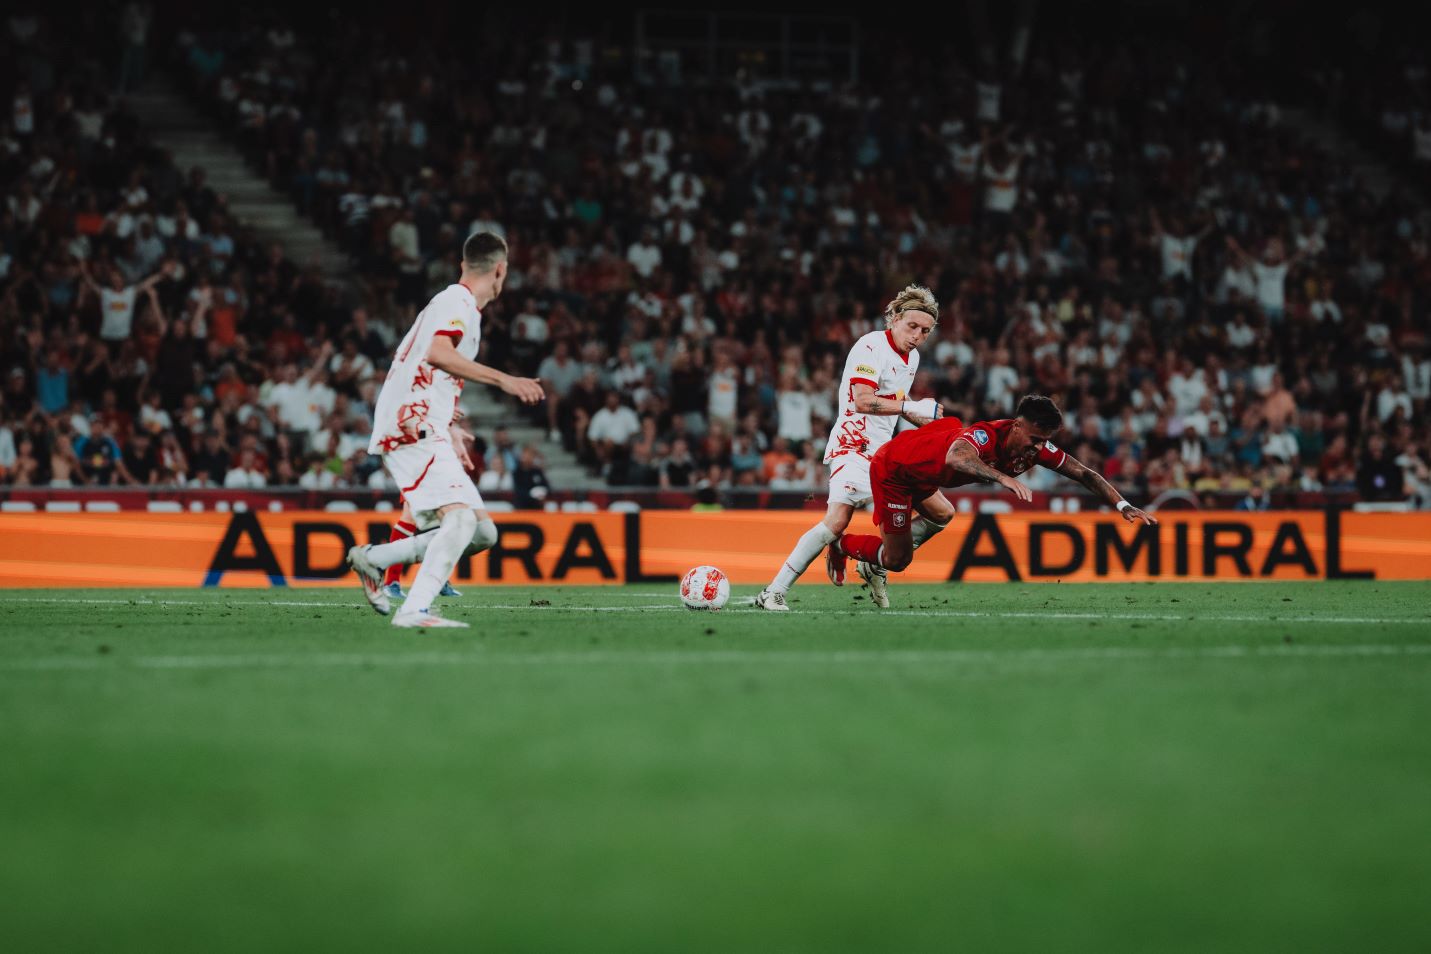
[268,378,335,434]
[1403,354,1431,400]
[1167,370,1208,415]
[1159,233,1199,281]
[223,467,268,489]
[1262,429,1300,463]
[707,366,738,423]
[976,81,1002,122]
[1377,386,1413,423]
[99,286,140,340]
[982,158,1020,212]
[478,468,515,493]
[626,241,662,279]
[985,363,1020,410]
[1252,261,1289,312]
[587,404,641,445]
[777,387,814,443]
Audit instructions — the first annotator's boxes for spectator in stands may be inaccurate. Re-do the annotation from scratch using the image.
[1357,435,1403,502]
[512,445,550,508]
[224,449,268,489]
[587,390,641,478]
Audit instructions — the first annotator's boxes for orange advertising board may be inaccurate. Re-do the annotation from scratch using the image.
[1,510,1428,588]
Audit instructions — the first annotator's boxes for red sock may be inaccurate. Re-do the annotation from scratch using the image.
[383,520,418,585]
[840,533,884,565]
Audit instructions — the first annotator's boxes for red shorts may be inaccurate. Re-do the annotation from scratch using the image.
[870,456,938,535]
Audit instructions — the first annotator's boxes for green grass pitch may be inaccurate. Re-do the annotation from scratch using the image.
[2,581,1430,954]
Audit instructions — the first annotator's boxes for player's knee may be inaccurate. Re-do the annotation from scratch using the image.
[467,518,499,555]
[885,549,914,572]
[444,507,478,540]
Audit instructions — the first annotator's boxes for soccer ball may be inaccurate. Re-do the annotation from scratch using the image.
[679,565,730,611]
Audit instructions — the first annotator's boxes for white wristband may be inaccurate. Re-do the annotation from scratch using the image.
[1116,500,1132,513]
[903,398,939,419]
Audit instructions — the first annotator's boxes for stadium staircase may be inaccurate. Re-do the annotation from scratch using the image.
[458,396,590,490]
[125,77,593,489]
[125,76,349,276]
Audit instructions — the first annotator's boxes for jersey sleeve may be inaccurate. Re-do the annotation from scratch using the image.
[952,422,997,461]
[842,339,881,391]
[1038,441,1068,469]
[431,292,470,343]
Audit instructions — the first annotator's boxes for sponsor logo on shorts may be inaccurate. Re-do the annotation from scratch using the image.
[887,502,909,510]
[972,429,989,445]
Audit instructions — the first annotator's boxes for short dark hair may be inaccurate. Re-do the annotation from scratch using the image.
[1016,394,1063,430]
[463,231,508,272]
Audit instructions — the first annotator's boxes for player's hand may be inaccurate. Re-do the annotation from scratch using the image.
[998,475,1032,502]
[502,374,546,405]
[1121,505,1158,526]
[449,426,476,469]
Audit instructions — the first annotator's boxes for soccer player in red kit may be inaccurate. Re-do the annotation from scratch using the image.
[829,394,1157,579]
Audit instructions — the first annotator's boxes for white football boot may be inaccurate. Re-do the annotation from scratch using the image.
[754,589,790,612]
[857,561,890,608]
[347,545,391,616]
[392,608,470,629]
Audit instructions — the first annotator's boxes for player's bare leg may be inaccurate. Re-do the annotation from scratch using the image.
[758,502,854,611]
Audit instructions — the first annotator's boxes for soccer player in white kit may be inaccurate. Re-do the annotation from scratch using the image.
[756,285,948,611]
[346,232,544,628]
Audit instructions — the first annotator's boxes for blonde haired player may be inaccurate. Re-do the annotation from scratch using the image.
[756,284,947,611]
[346,232,545,627]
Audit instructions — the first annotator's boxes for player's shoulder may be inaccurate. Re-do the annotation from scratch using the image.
[958,418,1008,446]
[851,329,885,353]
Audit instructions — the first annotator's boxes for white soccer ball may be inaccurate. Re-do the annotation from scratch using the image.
[679,565,730,611]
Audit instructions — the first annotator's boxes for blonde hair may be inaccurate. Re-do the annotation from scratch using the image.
[883,283,939,327]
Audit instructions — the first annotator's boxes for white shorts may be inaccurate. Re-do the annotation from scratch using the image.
[826,454,873,507]
[384,440,484,530]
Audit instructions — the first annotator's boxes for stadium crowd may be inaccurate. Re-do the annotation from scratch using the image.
[2,7,1429,509]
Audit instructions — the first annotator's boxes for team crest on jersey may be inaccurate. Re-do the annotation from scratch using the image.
[855,363,877,376]
[972,429,990,445]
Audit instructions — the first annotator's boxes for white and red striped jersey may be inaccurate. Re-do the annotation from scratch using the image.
[823,328,920,464]
[369,283,481,454]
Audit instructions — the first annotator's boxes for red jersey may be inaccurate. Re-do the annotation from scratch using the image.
[875,416,1067,493]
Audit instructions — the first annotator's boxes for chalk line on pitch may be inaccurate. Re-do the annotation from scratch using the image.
[3,643,1431,673]
[3,594,1429,627]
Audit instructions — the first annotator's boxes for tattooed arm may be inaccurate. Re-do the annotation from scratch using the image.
[1055,453,1158,525]
[945,440,1033,502]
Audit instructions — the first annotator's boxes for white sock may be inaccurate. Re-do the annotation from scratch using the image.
[911,518,948,551]
[366,530,435,569]
[770,524,838,594]
[402,510,477,613]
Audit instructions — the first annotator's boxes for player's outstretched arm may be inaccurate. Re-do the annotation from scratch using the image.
[947,441,1032,502]
[854,384,940,425]
[1055,454,1157,525]
[899,398,944,428]
[426,334,545,405]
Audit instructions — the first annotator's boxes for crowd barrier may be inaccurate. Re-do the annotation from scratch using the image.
[2,509,1428,587]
